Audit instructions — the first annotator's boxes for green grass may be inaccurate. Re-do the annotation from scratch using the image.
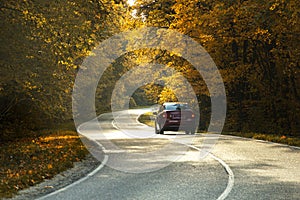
[138,113,300,147]
[0,129,89,198]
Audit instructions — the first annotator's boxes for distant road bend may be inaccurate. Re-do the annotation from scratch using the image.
[39,108,300,200]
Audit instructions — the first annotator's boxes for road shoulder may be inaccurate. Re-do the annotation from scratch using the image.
[7,154,100,200]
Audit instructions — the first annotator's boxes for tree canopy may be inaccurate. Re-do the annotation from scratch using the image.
[1,0,299,141]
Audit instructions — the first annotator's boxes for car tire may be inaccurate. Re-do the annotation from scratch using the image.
[159,129,164,134]
[155,122,164,134]
[185,130,190,134]
[159,124,164,134]
[155,122,159,134]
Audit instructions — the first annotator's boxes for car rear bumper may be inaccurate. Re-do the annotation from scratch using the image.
[162,120,196,131]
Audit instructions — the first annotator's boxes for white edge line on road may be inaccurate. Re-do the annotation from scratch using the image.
[134,109,235,200]
[36,122,109,200]
[114,109,235,200]
[111,119,119,130]
[37,109,236,200]
[209,153,235,200]
[184,144,234,200]
[222,134,300,150]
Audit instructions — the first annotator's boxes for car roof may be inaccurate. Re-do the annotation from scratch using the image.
[162,102,188,105]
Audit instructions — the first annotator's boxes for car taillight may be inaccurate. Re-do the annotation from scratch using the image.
[191,113,195,118]
[162,114,167,118]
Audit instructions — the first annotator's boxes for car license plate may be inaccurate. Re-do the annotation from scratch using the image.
[172,115,180,119]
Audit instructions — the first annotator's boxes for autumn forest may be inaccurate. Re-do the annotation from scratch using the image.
[1,0,299,142]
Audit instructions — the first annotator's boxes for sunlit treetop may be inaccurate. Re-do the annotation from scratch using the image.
[127,0,136,6]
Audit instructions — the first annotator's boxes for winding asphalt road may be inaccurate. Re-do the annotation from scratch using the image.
[38,108,300,200]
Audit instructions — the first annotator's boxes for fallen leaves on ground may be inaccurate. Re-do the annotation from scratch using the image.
[0,130,88,198]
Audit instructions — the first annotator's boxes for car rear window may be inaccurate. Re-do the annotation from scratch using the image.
[164,104,189,111]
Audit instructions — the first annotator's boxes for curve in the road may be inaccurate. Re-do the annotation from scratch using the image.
[37,110,234,200]
[36,128,109,200]
[112,110,235,199]
[185,144,234,200]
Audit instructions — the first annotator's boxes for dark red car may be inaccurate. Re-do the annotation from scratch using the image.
[154,102,196,134]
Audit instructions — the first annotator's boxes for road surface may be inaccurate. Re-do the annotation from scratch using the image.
[38,108,300,200]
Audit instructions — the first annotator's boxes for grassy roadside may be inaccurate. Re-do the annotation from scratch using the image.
[221,132,300,147]
[0,127,89,199]
[138,112,300,147]
[138,112,155,127]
